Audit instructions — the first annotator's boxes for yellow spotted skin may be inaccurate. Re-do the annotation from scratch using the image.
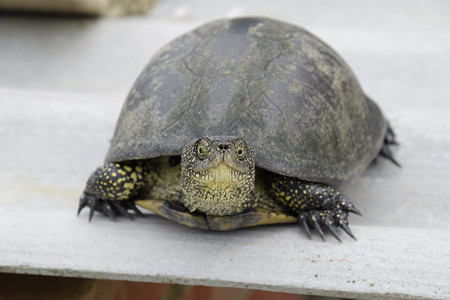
[267,172,361,239]
[84,161,148,201]
[269,174,340,212]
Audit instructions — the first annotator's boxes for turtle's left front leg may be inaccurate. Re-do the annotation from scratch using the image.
[78,161,148,221]
[269,174,362,242]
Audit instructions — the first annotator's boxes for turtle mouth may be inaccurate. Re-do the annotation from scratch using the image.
[197,162,246,183]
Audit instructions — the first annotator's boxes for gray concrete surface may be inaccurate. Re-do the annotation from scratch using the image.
[1,0,450,299]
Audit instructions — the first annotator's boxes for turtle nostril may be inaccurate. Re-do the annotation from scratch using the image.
[218,144,230,151]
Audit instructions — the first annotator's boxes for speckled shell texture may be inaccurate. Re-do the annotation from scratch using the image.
[105,17,387,190]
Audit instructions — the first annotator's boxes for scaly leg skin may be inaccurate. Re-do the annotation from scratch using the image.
[78,161,148,221]
[269,174,362,242]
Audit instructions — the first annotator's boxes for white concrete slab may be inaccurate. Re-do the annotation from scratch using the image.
[1,0,450,299]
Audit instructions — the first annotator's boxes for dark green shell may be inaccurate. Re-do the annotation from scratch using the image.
[105,17,387,190]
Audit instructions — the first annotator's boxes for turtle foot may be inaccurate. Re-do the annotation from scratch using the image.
[298,203,360,242]
[78,193,144,222]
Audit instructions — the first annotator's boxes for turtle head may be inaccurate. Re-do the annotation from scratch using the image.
[180,136,255,216]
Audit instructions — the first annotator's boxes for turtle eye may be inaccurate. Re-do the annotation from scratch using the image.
[196,144,207,159]
[235,144,246,160]
[195,138,210,160]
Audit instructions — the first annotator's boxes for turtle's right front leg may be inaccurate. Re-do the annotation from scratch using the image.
[78,161,148,221]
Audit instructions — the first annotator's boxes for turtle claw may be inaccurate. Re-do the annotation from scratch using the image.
[77,195,87,216]
[326,224,342,243]
[128,201,145,217]
[348,205,363,216]
[110,201,133,220]
[379,124,401,167]
[312,217,325,241]
[78,193,143,221]
[88,205,96,222]
[77,193,98,221]
[299,214,312,239]
[380,144,401,167]
[340,222,357,240]
[298,206,359,242]
[299,211,328,241]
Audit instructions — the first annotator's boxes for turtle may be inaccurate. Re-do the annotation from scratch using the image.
[78,17,399,241]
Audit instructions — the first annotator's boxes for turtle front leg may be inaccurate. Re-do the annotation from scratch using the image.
[269,174,362,242]
[78,161,148,221]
